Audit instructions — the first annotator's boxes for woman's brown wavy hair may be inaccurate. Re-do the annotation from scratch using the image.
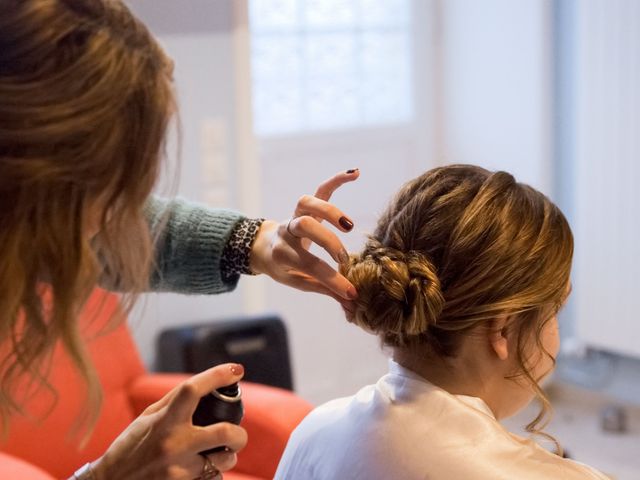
[0,0,174,434]
[341,164,573,445]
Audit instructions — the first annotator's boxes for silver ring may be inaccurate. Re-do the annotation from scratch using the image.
[286,217,301,239]
[200,455,222,480]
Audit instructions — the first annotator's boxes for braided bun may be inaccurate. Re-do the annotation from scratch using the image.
[340,241,444,346]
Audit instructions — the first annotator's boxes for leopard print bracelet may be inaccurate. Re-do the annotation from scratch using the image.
[220,217,265,280]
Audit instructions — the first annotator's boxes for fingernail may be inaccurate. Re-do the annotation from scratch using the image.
[347,285,358,300]
[230,364,244,376]
[339,216,354,231]
[338,249,350,264]
[346,168,359,174]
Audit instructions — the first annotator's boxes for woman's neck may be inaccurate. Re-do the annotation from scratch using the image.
[392,347,509,419]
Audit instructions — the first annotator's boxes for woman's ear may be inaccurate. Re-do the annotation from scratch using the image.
[489,316,510,361]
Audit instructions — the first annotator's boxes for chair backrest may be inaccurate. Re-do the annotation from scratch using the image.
[157,315,294,390]
[0,289,146,479]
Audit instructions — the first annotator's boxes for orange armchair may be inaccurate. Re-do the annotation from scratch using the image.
[0,289,312,479]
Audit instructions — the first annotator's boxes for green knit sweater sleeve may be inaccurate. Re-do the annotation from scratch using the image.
[145,196,246,294]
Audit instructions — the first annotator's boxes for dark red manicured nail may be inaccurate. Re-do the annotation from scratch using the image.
[346,168,359,174]
[339,216,354,231]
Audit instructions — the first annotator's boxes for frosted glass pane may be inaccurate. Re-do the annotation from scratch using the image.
[362,73,412,124]
[307,75,359,129]
[361,31,410,73]
[250,0,298,31]
[305,33,358,129]
[251,34,303,135]
[251,35,302,79]
[305,0,357,28]
[253,79,303,135]
[360,0,410,27]
[305,33,357,77]
[249,0,414,135]
[361,32,412,123]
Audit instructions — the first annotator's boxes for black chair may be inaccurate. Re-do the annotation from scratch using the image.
[155,314,294,391]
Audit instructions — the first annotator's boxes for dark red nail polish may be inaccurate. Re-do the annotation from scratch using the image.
[339,216,354,231]
[346,168,359,174]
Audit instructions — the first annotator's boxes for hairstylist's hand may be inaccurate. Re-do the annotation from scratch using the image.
[250,169,360,305]
[91,364,247,480]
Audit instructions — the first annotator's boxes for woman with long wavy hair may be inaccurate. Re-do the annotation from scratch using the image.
[0,0,358,478]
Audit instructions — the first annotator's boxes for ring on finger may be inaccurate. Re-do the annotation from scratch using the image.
[286,217,301,239]
[200,454,222,480]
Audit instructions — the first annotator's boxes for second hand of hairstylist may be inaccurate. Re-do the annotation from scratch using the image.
[90,168,361,480]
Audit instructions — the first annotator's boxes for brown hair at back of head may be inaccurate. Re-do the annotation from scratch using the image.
[340,164,573,443]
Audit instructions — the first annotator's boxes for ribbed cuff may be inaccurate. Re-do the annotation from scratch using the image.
[146,197,246,294]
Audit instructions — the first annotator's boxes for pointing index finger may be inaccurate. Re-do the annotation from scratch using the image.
[314,169,360,201]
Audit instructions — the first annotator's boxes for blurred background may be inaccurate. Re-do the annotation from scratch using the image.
[126,1,639,477]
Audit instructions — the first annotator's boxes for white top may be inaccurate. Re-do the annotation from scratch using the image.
[275,361,610,480]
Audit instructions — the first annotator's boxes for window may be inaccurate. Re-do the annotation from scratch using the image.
[249,0,413,136]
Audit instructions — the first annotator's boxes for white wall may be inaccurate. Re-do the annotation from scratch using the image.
[572,0,640,358]
[437,0,553,194]
[126,1,250,367]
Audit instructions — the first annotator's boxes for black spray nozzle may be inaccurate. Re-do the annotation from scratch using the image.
[216,383,240,398]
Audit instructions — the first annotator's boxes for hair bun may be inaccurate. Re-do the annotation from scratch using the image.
[340,241,444,345]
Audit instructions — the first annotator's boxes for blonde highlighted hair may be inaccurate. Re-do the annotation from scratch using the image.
[0,0,174,433]
[341,164,573,442]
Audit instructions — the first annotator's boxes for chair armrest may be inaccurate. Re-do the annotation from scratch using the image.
[0,452,56,480]
[127,375,313,479]
[235,382,313,479]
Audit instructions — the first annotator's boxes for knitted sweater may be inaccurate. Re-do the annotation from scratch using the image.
[145,196,246,294]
